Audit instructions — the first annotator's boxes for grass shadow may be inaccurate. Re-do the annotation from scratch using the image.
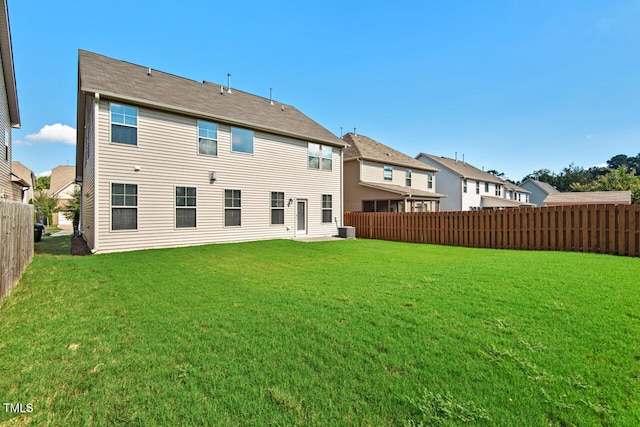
[34,235,72,256]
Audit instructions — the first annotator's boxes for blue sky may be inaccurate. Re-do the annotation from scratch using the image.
[8,0,640,181]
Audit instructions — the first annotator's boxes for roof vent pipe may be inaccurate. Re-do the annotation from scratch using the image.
[455,152,457,162]
[354,127,357,136]
[220,85,223,95]
[147,67,152,76]
[270,88,273,105]
[227,73,232,93]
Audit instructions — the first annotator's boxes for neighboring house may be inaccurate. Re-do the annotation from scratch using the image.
[342,133,445,212]
[0,0,21,201]
[76,50,347,253]
[10,161,35,203]
[520,178,560,207]
[416,153,533,211]
[544,191,631,206]
[48,165,79,225]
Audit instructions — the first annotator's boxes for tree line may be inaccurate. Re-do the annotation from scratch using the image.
[519,153,640,204]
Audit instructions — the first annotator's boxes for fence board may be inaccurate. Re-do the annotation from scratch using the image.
[344,204,640,257]
[1,201,34,302]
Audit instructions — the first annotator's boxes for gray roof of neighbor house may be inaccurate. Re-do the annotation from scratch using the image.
[76,50,345,181]
[503,180,530,194]
[0,0,19,127]
[544,191,631,206]
[343,133,438,172]
[520,178,560,195]
[416,153,511,184]
[49,165,76,194]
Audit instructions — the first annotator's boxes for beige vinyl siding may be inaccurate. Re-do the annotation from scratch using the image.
[93,100,342,253]
[345,160,435,212]
[0,54,11,199]
[81,95,97,249]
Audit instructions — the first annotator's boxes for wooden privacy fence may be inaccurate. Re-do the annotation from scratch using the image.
[344,204,640,257]
[1,200,34,301]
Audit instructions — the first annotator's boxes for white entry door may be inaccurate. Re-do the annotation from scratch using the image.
[296,200,307,235]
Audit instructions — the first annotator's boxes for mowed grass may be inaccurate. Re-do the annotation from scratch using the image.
[1,237,639,426]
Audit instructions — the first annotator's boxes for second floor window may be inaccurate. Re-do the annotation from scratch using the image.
[111,103,137,145]
[308,143,332,170]
[485,182,489,192]
[384,166,393,181]
[198,121,218,156]
[495,185,502,196]
[476,181,480,194]
[463,179,468,193]
[406,170,412,186]
[427,173,433,189]
[231,127,254,154]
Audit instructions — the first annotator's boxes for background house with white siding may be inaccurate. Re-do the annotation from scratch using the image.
[342,133,444,212]
[520,178,559,206]
[76,50,346,253]
[416,153,533,211]
[0,0,21,201]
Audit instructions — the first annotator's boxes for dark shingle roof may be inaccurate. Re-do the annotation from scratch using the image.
[342,133,437,172]
[417,153,507,184]
[520,179,559,195]
[77,50,344,147]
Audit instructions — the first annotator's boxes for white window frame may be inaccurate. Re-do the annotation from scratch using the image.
[270,191,285,225]
[427,173,433,189]
[495,184,502,196]
[198,120,218,156]
[231,127,254,154]
[322,195,332,223]
[176,186,197,228]
[110,183,138,231]
[383,166,393,181]
[406,170,412,187]
[110,103,138,146]
[308,143,332,170]
[224,189,242,227]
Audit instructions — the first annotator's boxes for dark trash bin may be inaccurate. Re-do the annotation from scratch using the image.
[34,222,45,242]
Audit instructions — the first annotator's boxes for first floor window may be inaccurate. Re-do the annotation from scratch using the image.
[198,120,218,156]
[176,187,196,228]
[111,103,138,145]
[111,183,137,230]
[322,195,332,223]
[225,189,241,226]
[271,192,284,225]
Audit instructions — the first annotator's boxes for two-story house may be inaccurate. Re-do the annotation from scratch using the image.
[342,133,444,212]
[76,50,346,253]
[519,178,559,206]
[10,161,35,203]
[416,153,532,211]
[0,0,21,201]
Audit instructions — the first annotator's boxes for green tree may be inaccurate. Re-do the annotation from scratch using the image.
[32,190,59,225]
[35,175,50,190]
[571,167,640,204]
[61,188,81,231]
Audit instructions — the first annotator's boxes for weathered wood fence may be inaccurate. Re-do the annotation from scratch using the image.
[344,204,640,257]
[1,201,34,301]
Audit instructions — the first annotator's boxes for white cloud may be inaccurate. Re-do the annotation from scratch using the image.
[26,123,76,145]
[37,170,51,177]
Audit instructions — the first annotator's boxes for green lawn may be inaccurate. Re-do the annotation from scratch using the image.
[1,237,639,426]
